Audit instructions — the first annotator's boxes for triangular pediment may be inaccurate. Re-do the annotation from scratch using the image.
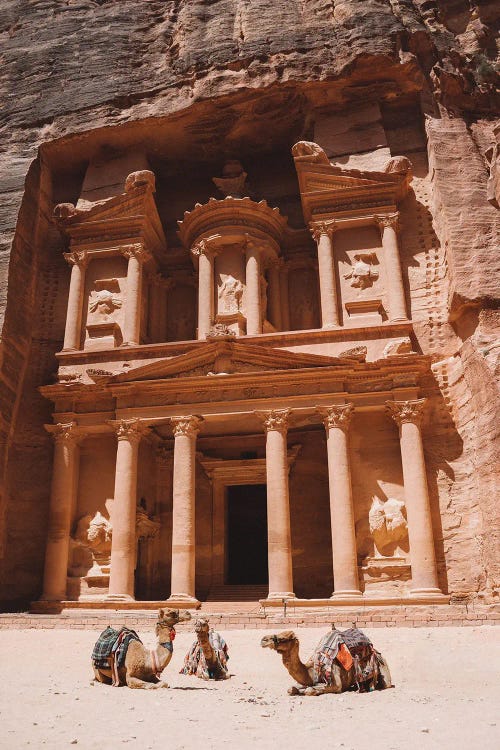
[109,341,353,384]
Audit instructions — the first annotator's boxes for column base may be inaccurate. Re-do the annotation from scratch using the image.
[166,594,201,609]
[105,594,135,602]
[409,587,447,600]
[330,590,363,599]
[321,323,339,330]
[264,592,296,602]
[388,316,409,323]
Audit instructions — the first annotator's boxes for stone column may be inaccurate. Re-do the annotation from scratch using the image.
[376,214,408,322]
[258,409,295,600]
[122,245,150,346]
[155,444,174,597]
[62,250,88,351]
[386,399,442,596]
[279,262,290,331]
[267,260,282,331]
[40,422,80,601]
[107,419,146,600]
[168,415,202,605]
[245,241,262,336]
[310,222,340,328]
[319,404,362,598]
[192,240,215,340]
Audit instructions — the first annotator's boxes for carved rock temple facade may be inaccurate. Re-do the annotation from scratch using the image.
[1,2,498,613]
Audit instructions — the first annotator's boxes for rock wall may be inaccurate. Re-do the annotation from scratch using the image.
[0,0,498,607]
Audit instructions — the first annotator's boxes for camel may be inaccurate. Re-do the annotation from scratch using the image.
[261,627,392,696]
[180,618,230,680]
[92,608,191,689]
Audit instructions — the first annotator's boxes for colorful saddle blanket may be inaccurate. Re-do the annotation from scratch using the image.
[180,630,229,680]
[312,627,378,690]
[92,626,142,685]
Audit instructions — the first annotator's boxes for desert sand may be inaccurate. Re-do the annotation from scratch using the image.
[0,625,498,750]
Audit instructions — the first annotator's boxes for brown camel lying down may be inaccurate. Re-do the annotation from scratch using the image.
[92,608,191,689]
[261,627,392,696]
[180,618,230,680]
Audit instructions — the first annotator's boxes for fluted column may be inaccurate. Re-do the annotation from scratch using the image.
[108,419,146,600]
[192,240,215,340]
[376,213,408,322]
[245,241,262,335]
[258,409,295,600]
[319,404,362,598]
[267,260,282,331]
[386,399,441,596]
[310,221,340,328]
[122,245,150,346]
[168,415,202,605]
[62,250,88,351]
[40,422,80,601]
[279,262,290,331]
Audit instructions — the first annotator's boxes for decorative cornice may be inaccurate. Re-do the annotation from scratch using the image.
[108,418,149,442]
[309,221,336,242]
[171,415,203,438]
[318,403,354,431]
[385,398,426,427]
[256,408,290,434]
[63,250,88,268]
[45,421,80,444]
[375,212,399,231]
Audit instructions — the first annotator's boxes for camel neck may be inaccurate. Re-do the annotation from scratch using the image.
[281,647,313,687]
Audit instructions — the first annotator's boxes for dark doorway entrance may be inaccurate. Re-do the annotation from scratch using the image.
[226,484,268,585]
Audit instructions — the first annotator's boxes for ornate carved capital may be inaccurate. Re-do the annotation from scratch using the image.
[121,244,152,264]
[309,221,336,242]
[109,418,148,443]
[191,238,218,259]
[256,408,290,434]
[385,398,426,427]
[63,250,88,268]
[171,415,203,438]
[45,421,80,445]
[375,213,399,232]
[318,404,354,432]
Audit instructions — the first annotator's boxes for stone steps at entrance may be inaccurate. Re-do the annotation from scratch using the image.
[205,585,269,602]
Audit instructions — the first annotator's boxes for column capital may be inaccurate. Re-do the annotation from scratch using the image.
[385,398,427,427]
[120,243,152,264]
[309,220,336,242]
[318,403,354,432]
[108,418,149,443]
[256,408,290,434]
[171,415,203,438]
[191,238,218,258]
[375,212,400,231]
[45,421,80,444]
[63,250,88,268]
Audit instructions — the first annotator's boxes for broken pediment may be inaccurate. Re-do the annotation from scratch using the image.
[108,341,357,384]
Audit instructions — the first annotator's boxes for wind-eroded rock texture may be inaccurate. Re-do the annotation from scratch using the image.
[0,0,498,607]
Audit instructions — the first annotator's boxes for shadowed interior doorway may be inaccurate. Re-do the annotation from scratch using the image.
[226,484,268,585]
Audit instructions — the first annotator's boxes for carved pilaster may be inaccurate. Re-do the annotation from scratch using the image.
[386,399,426,429]
[318,403,355,432]
[256,408,290,434]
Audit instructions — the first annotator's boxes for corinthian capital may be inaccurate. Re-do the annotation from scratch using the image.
[63,250,88,268]
[191,239,218,258]
[375,213,399,231]
[121,244,152,263]
[318,404,354,431]
[171,415,203,438]
[309,221,336,242]
[109,418,148,443]
[385,398,426,427]
[45,421,80,444]
[256,408,290,434]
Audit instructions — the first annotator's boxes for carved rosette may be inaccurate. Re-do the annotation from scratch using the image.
[385,398,427,428]
[109,418,148,443]
[63,250,88,268]
[309,221,336,242]
[120,244,152,264]
[171,415,202,438]
[318,404,354,432]
[375,213,400,232]
[46,421,80,445]
[256,408,290,434]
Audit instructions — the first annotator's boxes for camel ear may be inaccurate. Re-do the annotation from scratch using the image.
[158,608,164,619]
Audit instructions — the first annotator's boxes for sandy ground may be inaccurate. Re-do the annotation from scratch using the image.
[0,626,499,750]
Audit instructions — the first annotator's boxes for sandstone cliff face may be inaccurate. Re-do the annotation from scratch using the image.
[0,0,498,606]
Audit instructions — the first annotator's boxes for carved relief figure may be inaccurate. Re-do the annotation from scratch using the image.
[88,278,122,319]
[369,497,408,556]
[344,253,379,289]
[218,274,244,314]
[212,160,249,198]
[69,511,113,578]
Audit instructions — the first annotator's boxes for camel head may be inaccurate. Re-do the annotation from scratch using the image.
[194,618,210,635]
[260,630,298,655]
[155,608,191,637]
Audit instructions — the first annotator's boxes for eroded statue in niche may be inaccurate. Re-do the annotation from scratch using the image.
[369,497,408,556]
[344,253,379,289]
[88,289,122,317]
[218,275,244,314]
[212,160,249,198]
[69,511,112,578]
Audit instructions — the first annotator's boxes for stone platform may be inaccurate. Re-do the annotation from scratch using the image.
[2,602,498,630]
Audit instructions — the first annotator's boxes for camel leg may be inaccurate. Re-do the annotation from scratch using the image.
[126,675,169,689]
[376,654,393,689]
[93,667,112,685]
